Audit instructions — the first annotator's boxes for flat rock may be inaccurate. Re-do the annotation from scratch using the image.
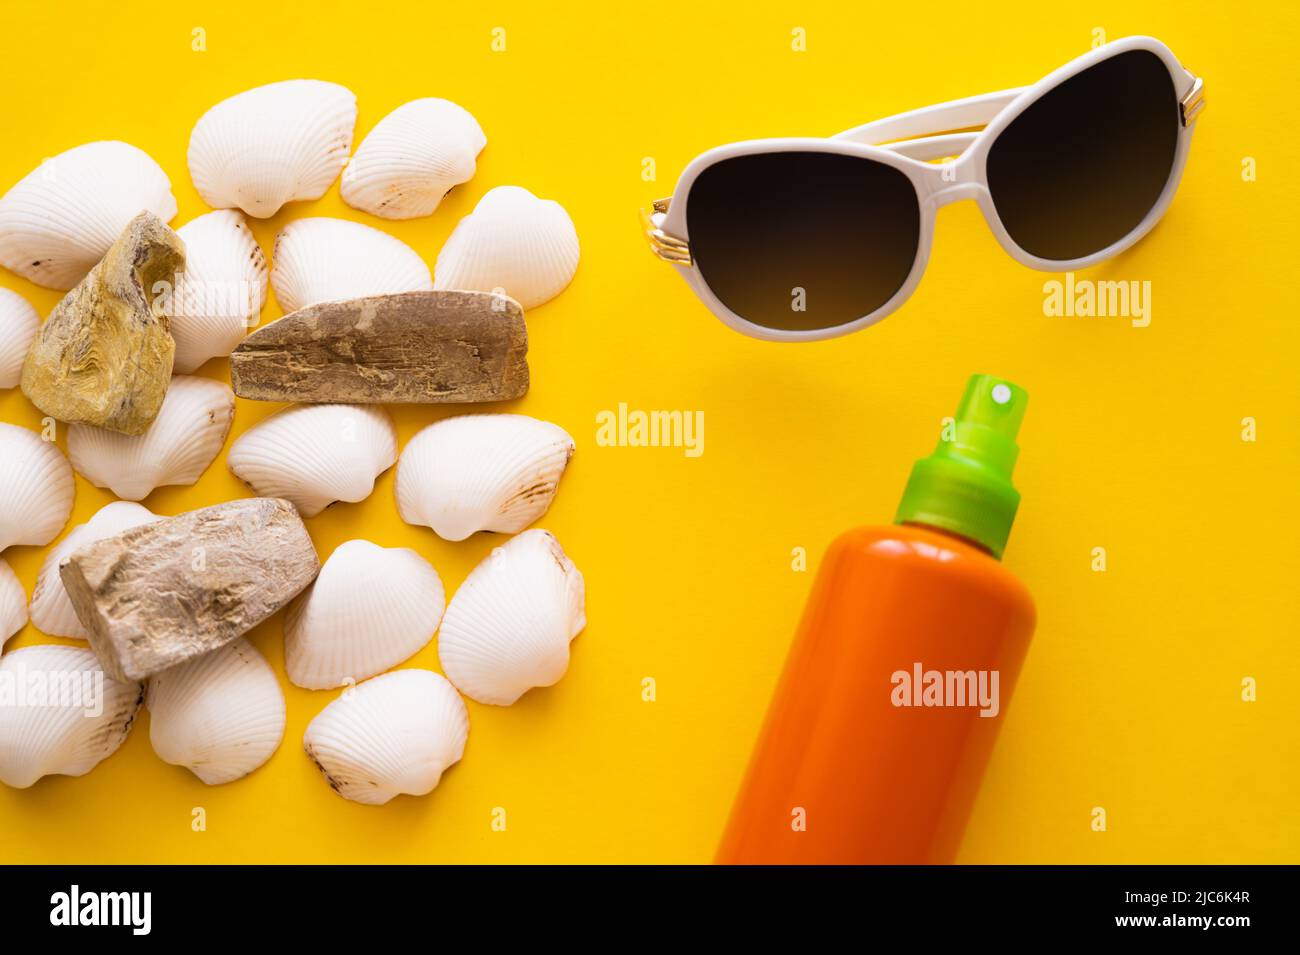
[59,498,319,682]
[20,211,184,435]
[230,289,529,403]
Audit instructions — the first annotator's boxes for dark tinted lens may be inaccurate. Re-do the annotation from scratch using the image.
[987,49,1179,261]
[686,152,920,331]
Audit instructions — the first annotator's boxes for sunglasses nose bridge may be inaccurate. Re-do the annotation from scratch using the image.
[918,155,986,210]
[927,181,986,209]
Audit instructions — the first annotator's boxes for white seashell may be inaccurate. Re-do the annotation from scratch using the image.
[0,558,27,650]
[0,288,40,388]
[172,210,269,372]
[29,502,160,639]
[434,185,579,309]
[396,414,575,542]
[286,539,444,690]
[341,98,486,220]
[0,141,177,290]
[68,375,235,501]
[270,217,432,313]
[187,80,358,219]
[227,404,397,517]
[0,423,74,553]
[438,529,586,705]
[146,637,285,785]
[0,644,143,788]
[303,668,467,805]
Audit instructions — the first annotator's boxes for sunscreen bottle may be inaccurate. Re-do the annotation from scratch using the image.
[717,374,1036,864]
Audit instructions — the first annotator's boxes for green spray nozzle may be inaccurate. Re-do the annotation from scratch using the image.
[894,374,1028,559]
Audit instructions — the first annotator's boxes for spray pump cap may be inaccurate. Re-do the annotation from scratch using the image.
[894,374,1027,559]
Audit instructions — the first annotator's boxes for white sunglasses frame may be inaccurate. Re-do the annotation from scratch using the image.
[643,35,1205,343]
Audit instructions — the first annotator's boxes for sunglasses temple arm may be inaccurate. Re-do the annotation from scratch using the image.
[832,87,1025,148]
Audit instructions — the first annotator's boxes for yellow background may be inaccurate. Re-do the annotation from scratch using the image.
[1,0,1297,863]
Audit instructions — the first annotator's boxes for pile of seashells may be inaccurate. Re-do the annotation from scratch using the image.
[0,80,585,805]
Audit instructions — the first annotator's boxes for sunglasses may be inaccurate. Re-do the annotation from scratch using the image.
[642,36,1204,342]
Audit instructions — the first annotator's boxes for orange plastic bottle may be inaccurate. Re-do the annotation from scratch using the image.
[717,375,1036,864]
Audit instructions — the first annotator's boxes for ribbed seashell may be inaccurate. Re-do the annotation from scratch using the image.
[187,80,358,219]
[434,185,579,309]
[227,404,397,517]
[270,217,432,313]
[146,637,285,785]
[171,210,269,372]
[29,501,160,639]
[303,669,467,805]
[0,423,74,553]
[438,529,586,705]
[0,288,40,388]
[0,645,143,788]
[285,539,444,690]
[395,414,575,542]
[0,141,177,289]
[68,376,235,500]
[341,98,486,220]
[0,558,26,650]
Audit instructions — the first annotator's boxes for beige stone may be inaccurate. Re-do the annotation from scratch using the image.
[230,289,528,403]
[59,498,319,681]
[20,211,184,435]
